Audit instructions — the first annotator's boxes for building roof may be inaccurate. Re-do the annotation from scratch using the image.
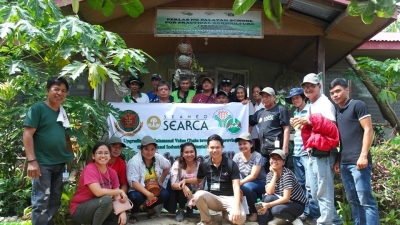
[370,32,400,42]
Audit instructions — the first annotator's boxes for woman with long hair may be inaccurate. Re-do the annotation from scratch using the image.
[70,142,128,225]
[233,132,266,222]
[167,142,203,222]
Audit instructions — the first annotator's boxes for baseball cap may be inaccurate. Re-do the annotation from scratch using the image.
[285,88,304,104]
[202,77,213,84]
[301,73,320,86]
[107,136,126,148]
[141,135,157,147]
[235,132,251,142]
[216,90,229,97]
[269,149,286,161]
[151,74,162,80]
[259,87,275,96]
[220,79,231,85]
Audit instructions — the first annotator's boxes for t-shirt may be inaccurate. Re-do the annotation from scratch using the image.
[232,151,266,182]
[108,157,128,186]
[170,161,203,190]
[310,95,335,121]
[70,162,119,215]
[249,104,290,153]
[170,90,196,103]
[293,103,310,157]
[336,99,372,165]
[122,92,149,103]
[23,102,73,165]
[197,156,240,196]
[265,167,308,204]
[192,93,216,103]
[147,91,160,102]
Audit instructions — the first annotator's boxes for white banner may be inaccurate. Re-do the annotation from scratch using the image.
[107,103,249,159]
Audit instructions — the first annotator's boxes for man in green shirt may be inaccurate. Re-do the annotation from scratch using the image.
[170,75,196,103]
[23,77,73,225]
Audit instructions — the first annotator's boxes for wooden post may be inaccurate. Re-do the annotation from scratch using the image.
[317,35,325,93]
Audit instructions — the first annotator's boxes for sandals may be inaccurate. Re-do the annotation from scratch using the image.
[147,209,157,219]
[129,214,138,224]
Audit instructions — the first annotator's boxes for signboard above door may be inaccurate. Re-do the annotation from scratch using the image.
[155,9,263,38]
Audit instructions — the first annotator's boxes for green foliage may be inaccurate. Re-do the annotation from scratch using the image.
[232,0,282,28]
[347,0,399,24]
[0,0,151,89]
[86,0,144,18]
[0,176,32,217]
[53,182,77,225]
[337,201,354,225]
[345,57,400,107]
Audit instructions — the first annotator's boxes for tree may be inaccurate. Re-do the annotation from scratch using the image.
[345,55,400,134]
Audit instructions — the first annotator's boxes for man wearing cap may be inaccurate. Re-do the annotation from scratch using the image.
[123,76,149,103]
[330,78,379,225]
[292,73,343,225]
[249,87,290,171]
[192,77,216,103]
[152,81,172,103]
[256,149,306,225]
[107,136,129,193]
[286,88,320,223]
[220,79,236,102]
[147,74,162,102]
[215,90,230,104]
[170,75,196,103]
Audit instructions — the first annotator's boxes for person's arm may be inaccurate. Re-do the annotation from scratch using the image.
[231,179,242,224]
[88,183,126,198]
[23,127,41,178]
[158,167,170,186]
[358,116,373,170]
[265,171,278,195]
[121,184,128,193]
[132,181,156,201]
[240,165,261,186]
[282,125,290,156]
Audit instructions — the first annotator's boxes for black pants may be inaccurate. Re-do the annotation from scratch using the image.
[257,195,305,224]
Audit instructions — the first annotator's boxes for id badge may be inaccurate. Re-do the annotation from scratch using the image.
[210,183,220,191]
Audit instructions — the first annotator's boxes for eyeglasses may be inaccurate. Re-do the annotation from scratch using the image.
[95,152,110,156]
[270,157,283,162]
[157,88,170,91]
[302,84,318,90]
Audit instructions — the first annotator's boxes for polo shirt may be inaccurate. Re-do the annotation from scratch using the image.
[336,99,372,165]
[197,156,240,196]
[122,92,149,103]
[170,90,196,103]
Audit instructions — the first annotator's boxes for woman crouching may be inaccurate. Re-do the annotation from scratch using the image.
[70,142,127,225]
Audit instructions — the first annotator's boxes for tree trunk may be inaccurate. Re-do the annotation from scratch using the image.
[345,54,400,134]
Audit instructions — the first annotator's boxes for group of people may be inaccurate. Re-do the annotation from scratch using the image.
[23,74,379,225]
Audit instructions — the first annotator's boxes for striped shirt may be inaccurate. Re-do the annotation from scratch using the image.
[293,103,309,157]
[233,151,266,181]
[266,167,308,204]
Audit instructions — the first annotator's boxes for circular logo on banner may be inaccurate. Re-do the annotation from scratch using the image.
[147,116,161,130]
[119,110,140,132]
[213,109,242,134]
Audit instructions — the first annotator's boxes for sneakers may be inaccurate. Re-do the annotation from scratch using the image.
[292,218,304,225]
[268,217,287,225]
[197,221,211,225]
[175,209,185,222]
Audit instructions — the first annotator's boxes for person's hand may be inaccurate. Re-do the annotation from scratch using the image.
[241,98,250,105]
[118,211,127,225]
[356,155,368,170]
[282,146,289,156]
[334,161,340,174]
[178,179,186,189]
[258,202,271,214]
[292,117,309,128]
[27,160,41,179]
[118,190,127,203]
[231,207,241,224]
[183,186,193,199]
[270,167,278,175]
[146,192,155,202]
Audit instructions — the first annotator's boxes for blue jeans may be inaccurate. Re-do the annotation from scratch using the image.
[128,187,169,213]
[31,163,65,225]
[293,155,320,220]
[340,164,379,225]
[257,194,305,224]
[308,153,343,225]
[241,180,266,213]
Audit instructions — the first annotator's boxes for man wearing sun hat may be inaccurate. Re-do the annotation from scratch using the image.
[285,88,320,223]
[193,77,216,103]
[249,87,290,172]
[123,76,149,103]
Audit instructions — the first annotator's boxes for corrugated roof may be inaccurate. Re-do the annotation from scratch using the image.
[370,32,400,42]
[280,0,344,22]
